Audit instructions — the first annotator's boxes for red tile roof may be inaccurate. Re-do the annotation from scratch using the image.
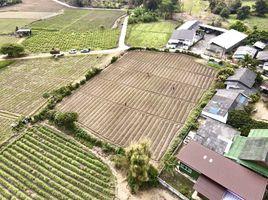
[176,142,267,200]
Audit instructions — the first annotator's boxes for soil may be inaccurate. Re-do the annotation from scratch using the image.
[0,0,64,12]
[252,100,268,122]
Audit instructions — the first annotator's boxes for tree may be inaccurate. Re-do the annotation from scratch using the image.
[229,21,248,32]
[159,0,175,19]
[254,0,268,16]
[229,0,242,14]
[162,154,178,175]
[0,43,24,57]
[143,0,160,10]
[236,5,251,20]
[54,112,78,128]
[112,141,158,193]
[240,54,259,70]
[220,7,230,18]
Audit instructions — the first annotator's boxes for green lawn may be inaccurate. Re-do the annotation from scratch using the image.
[182,0,209,14]
[0,18,34,34]
[228,14,268,31]
[241,0,255,10]
[126,21,178,48]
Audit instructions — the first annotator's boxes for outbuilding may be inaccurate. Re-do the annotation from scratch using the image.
[257,50,268,62]
[207,29,248,54]
[16,28,32,37]
[253,41,267,50]
[232,45,257,60]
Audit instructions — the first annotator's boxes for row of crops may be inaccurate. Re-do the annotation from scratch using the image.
[0,125,115,200]
[23,30,120,53]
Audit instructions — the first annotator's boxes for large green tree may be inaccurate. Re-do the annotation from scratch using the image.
[254,0,268,16]
[236,5,251,19]
[0,43,24,57]
[159,0,176,19]
[113,141,158,193]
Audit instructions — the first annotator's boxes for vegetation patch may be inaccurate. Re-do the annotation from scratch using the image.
[0,18,33,34]
[0,125,115,199]
[0,55,107,115]
[23,30,120,52]
[126,21,178,48]
[0,60,15,70]
[0,117,14,145]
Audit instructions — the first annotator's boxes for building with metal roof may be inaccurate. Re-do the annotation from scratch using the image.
[176,142,267,200]
[257,50,268,61]
[177,20,201,31]
[199,24,227,34]
[232,45,258,60]
[207,29,248,54]
[201,89,249,123]
[225,68,257,94]
[254,41,267,50]
[194,118,240,155]
[225,129,268,178]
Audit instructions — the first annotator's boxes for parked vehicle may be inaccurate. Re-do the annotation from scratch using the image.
[50,48,60,55]
[53,53,64,58]
[80,48,91,53]
[69,49,77,54]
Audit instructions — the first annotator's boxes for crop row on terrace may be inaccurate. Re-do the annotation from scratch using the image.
[22,30,120,53]
[0,55,108,115]
[0,117,14,145]
[58,51,217,160]
[0,125,115,200]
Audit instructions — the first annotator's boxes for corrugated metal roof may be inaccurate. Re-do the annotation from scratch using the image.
[177,20,200,30]
[225,132,268,178]
[257,51,268,61]
[199,24,227,33]
[170,29,196,41]
[253,41,266,50]
[193,175,227,200]
[226,68,257,88]
[232,46,257,59]
[177,142,267,200]
[209,29,248,50]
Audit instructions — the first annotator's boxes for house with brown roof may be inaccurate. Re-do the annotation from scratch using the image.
[176,142,267,200]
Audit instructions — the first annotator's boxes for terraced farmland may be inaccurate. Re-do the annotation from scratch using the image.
[58,51,217,160]
[0,125,115,199]
[0,55,108,115]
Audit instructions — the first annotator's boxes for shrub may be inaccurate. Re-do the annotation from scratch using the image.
[54,112,78,128]
[229,21,248,32]
[0,43,25,57]
[80,79,86,85]
[111,56,118,64]
[250,93,260,103]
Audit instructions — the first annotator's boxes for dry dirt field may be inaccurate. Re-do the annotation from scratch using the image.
[0,0,64,12]
[58,51,216,160]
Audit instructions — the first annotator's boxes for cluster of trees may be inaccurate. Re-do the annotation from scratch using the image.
[0,43,25,58]
[128,0,180,20]
[208,0,268,19]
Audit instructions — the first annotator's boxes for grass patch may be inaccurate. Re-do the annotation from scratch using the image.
[160,170,195,198]
[181,0,209,14]
[126,21,178,48]
[0,18,34,34]
[0,36,20,47]
[0,60,15,70]
[228,14,268,31]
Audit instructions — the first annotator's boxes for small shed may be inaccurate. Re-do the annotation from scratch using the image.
[232,45,258,60]
[257,50,268,61]
[260,81,268,93]
[16,28,32,37]
[253,41,266,50]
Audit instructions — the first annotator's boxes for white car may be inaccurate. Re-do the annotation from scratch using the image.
[69,49,77,54]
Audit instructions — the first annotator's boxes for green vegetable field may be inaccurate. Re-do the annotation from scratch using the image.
[22,9,125,52]
[23,30,120,52]
[0,125,115,200]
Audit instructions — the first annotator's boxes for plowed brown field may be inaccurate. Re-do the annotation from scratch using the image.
[58,51,217,160]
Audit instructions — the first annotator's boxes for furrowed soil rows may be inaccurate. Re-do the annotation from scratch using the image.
[0,55,108,115]
[0,125,115,200]
[58,51,217,160]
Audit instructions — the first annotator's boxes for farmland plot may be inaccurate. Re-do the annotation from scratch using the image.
[0,125,115,199]
[23,9,125,52]
[58,51,217,160]
[0,117,14,145]
[0,55,108,115]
